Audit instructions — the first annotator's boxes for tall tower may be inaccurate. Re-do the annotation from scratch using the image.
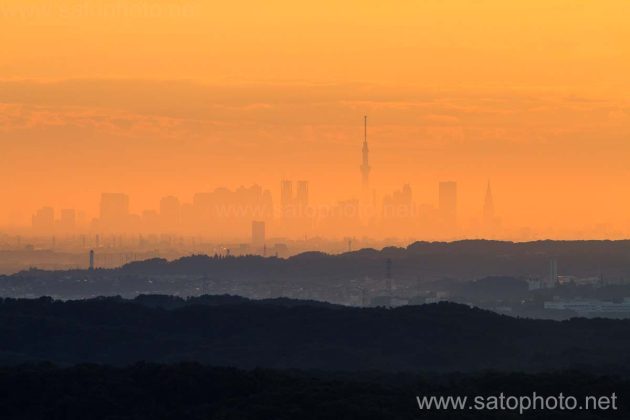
[360,116,370,189]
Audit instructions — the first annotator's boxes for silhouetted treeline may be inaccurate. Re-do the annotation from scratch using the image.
[118,240,630,280]
[0,363,627,419]
[2,295,630,372]
[4,240,630,304]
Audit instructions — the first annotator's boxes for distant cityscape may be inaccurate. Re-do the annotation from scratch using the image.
[0,117,624,275]
[24,117,498,243]
[25,177,495,242]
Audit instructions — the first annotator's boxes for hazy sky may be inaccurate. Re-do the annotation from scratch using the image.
[1,0,629,233]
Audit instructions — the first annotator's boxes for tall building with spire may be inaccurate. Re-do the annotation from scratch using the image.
[360,116,370,189]
[482,180,500,235]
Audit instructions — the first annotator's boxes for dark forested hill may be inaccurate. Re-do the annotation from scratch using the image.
[2,295,630,372]
[0,363,627,420]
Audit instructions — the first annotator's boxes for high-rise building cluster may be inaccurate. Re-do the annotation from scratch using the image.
[27,118,500,243]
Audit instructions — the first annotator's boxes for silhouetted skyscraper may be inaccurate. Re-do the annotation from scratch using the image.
[191,185,273,239]
[296,180,309,207]
[279,179,311,235]
[281,180,293,212]
[251,221,266,246]
[360,116,371,189]
[439,181,457,227]
[382,184,412,218]
[89,249,95,270]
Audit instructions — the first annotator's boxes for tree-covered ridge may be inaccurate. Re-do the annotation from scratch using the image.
[1,296,630,372]
[0,363,626,419]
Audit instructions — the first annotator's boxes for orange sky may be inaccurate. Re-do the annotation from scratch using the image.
[1,0,630,236]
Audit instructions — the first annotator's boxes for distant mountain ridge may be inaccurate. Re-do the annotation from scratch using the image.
[6,239,630,282]
[114,239,630,280]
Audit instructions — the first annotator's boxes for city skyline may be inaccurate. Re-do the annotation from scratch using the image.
[11,116,505,241]
[2,1,630,238]
[22,178,474,239]
[5,125,630,241]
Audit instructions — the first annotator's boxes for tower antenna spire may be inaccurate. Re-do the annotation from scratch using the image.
[364,115,367,143]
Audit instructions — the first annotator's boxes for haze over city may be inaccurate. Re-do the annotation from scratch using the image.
[1,1,630,241]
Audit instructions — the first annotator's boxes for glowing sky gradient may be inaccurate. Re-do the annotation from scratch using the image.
[1,1,629,237]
